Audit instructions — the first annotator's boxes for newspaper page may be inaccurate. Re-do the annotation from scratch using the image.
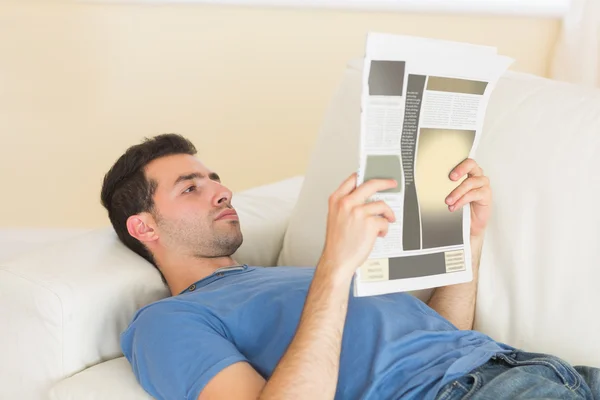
[354,33,513,297]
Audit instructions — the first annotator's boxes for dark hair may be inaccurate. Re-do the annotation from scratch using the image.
[100,134,197,281]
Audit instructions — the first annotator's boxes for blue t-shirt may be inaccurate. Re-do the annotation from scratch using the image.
[121,266,512,400]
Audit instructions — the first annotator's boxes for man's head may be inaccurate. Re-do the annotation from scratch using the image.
[100,134,243,281]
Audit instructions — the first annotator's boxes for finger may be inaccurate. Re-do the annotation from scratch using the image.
[449,187,491,212]
[360,200,396,223]
[373,218,390,238]
[350,178,398,203]
[445,176,489,206]
[449,158,483,181]
[332,173,358,199]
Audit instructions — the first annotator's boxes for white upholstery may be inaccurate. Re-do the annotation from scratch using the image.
[474,72,600,366]
[280,58,600,367]
[232,176,304,266]
[278,60,361,268]
[0,176,303,400]
[0,227,166,400]
[49,358,152,400]
[0,229,91,263]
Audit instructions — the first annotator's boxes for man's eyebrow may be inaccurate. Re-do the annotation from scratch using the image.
[208,172,221,182]
[173,172,203,187]
[173,172,221,187]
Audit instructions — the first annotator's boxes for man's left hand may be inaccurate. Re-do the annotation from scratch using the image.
[445,158,491,239]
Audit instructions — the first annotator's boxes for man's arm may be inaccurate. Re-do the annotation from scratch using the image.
[426,158,492,331]
[427,235,483,330]
[258,258,354,399]
[199,265,352,400]
[199,174,397,400]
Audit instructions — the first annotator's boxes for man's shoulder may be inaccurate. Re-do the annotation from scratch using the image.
[120,296,216,358]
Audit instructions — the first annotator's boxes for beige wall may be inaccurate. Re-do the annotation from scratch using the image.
[0,2,560,227]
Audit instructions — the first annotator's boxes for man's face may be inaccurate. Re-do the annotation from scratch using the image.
[144,154,243,259]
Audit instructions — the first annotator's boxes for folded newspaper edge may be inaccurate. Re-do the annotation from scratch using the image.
[354,32,514,297]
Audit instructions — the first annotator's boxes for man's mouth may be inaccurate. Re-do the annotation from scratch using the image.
[215,209,238,221]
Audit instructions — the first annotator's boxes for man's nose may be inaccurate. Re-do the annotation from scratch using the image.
[212,183,232,207]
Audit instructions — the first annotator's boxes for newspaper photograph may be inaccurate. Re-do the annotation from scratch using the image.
[355,33,513,297]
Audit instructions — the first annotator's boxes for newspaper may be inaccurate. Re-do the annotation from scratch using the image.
[354,33,513,297]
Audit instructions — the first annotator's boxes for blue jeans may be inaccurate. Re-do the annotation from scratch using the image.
[435,350,600,399]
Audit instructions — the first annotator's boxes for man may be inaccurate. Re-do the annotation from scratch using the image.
[101,134,599,400]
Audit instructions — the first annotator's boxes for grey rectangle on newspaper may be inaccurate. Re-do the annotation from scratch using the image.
[368,60,406,96]
[364,155,403,193]
[426,76,488,95]
[389,253,446,280]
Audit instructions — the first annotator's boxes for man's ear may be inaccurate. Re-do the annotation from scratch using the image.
[126,213,159,244]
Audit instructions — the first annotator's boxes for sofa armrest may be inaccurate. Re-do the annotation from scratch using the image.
[0,176,304,400]
[0,227,168,400]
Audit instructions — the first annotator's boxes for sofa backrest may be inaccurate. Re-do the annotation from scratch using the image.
[279,58,600,366]
[473,71,600,366]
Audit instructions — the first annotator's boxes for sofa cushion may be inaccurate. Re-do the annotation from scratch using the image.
[279,58,600,366]
[278,61,362,267]
[232,176,304,266]
[49,357,152,400]
[0,228,89,263]
[474,72,600,367]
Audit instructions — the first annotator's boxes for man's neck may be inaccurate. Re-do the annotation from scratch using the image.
[158,253,239,296]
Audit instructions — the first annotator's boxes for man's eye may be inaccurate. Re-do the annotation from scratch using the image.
[183,186,196,194]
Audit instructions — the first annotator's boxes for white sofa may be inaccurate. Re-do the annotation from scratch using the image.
[0,177,304,400]
[2,59,600,399]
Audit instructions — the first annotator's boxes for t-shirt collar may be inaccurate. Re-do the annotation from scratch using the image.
[178,264,250,295]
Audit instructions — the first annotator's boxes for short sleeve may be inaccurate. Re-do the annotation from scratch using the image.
[121,301,248,400]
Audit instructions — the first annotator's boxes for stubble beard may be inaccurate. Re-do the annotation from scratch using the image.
[201,220,243,258]
[156,213,244,259]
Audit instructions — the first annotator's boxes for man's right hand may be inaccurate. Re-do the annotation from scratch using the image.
[319,173,397,279]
